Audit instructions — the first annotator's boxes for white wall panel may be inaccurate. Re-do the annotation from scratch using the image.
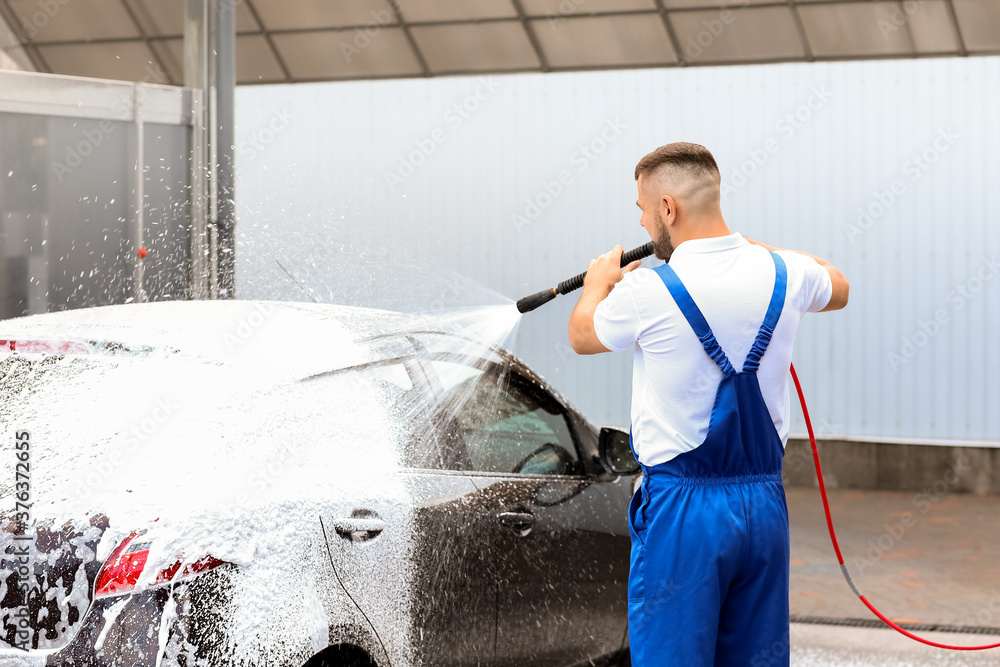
[235,56,1000,445]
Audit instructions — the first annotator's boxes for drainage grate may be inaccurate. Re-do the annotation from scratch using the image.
[790,615,1000,637]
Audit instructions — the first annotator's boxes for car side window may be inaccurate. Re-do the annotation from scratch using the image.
[427,359,582,476]
[358,360,449,470]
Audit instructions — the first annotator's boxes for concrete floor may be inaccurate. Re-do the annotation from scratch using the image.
[788,486,1000,630]
[790,624,1000,666]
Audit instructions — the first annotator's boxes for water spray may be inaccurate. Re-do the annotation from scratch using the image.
[516,244,999,652]
[515,242,654,314]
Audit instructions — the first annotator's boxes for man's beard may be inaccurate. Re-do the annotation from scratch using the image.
[651,210,675,261]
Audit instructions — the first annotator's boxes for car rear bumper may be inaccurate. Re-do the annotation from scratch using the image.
[2,566,236,667]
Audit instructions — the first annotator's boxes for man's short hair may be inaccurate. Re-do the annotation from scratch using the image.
[634,142,720,182]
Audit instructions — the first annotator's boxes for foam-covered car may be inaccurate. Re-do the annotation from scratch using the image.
[0,301,638,666]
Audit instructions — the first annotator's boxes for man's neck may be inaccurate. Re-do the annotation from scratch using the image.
[672,216,732,246]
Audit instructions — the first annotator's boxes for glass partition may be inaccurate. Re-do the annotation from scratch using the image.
[0,74,192,320]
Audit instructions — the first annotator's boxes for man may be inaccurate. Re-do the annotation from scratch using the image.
[568,142,848,666]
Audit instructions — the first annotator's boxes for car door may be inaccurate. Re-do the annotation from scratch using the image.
[418,351,631,667]
[310,356,499,667]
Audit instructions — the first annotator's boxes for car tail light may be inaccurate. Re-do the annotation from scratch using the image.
[0,339,91,354]
[95,530,229,599]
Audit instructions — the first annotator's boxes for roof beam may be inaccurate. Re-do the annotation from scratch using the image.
[510,0,550,72]
[118,0,172,84]
[789,0,814,62]
[0,0,45,71]
[942,0,968,57]
[242,0,294,82]
[652,0,685,66]
[387,0,431,77]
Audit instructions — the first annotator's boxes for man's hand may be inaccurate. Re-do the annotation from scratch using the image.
[583,245,643,297]
[569,245,642,355]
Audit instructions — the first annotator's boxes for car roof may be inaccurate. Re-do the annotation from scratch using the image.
[0,299,583,425]
[0,300,441,380]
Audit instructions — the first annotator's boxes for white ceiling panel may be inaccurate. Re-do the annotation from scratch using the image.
[252,0,397,31]
[155,34,285,84]
[533,14,676,68]
[953,0,1000,51]
[410,22,539,73]
[661,0,776,7]
[800,1,958,58]
[400,0,517,22]
[149,38,183,84]
[521,0,656,13]
[10,0,140,43]
[125,0,259,37]
[669,6,806,63]
[37,41,168,82]
[904,1,961,53]
[271,28,421,80]
[234,34,286,84]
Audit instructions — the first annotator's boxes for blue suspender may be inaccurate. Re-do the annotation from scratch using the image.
[744,252,787,372]
[653,250,787,374]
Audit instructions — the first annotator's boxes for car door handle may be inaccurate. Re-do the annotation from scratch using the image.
[332,517,385,542]
[497,511,535,534]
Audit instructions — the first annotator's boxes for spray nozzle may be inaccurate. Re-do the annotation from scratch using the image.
[516,241,655,313]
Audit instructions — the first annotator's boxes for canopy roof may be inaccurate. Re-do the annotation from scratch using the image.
[0,0,996,85]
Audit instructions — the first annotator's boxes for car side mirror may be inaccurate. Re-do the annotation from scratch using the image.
[514,443,574,476]
[598,427,639,475]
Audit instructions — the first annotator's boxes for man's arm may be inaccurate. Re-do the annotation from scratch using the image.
[744,237,849,312]
[568,245,642,354]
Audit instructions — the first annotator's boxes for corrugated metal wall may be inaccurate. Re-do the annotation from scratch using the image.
[235,56,1000,445]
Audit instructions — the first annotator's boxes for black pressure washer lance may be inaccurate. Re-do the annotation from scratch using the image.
[516,242,654,314]
[515,242,1000,652]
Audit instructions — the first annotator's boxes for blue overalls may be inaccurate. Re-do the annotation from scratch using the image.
[627,251,790,666]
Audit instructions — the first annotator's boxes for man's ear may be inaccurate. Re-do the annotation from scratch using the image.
[662,194,677,225]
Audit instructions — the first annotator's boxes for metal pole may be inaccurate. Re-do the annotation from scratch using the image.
[215,0,236,298]
[184,0,210,299]
[132,83,145,303]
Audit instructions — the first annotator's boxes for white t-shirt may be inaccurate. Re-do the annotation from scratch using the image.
[593,233,832,467]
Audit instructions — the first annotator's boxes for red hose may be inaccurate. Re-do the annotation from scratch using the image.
[789,363,1000,651]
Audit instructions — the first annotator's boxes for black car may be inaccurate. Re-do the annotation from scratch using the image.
[0,300,638,666]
